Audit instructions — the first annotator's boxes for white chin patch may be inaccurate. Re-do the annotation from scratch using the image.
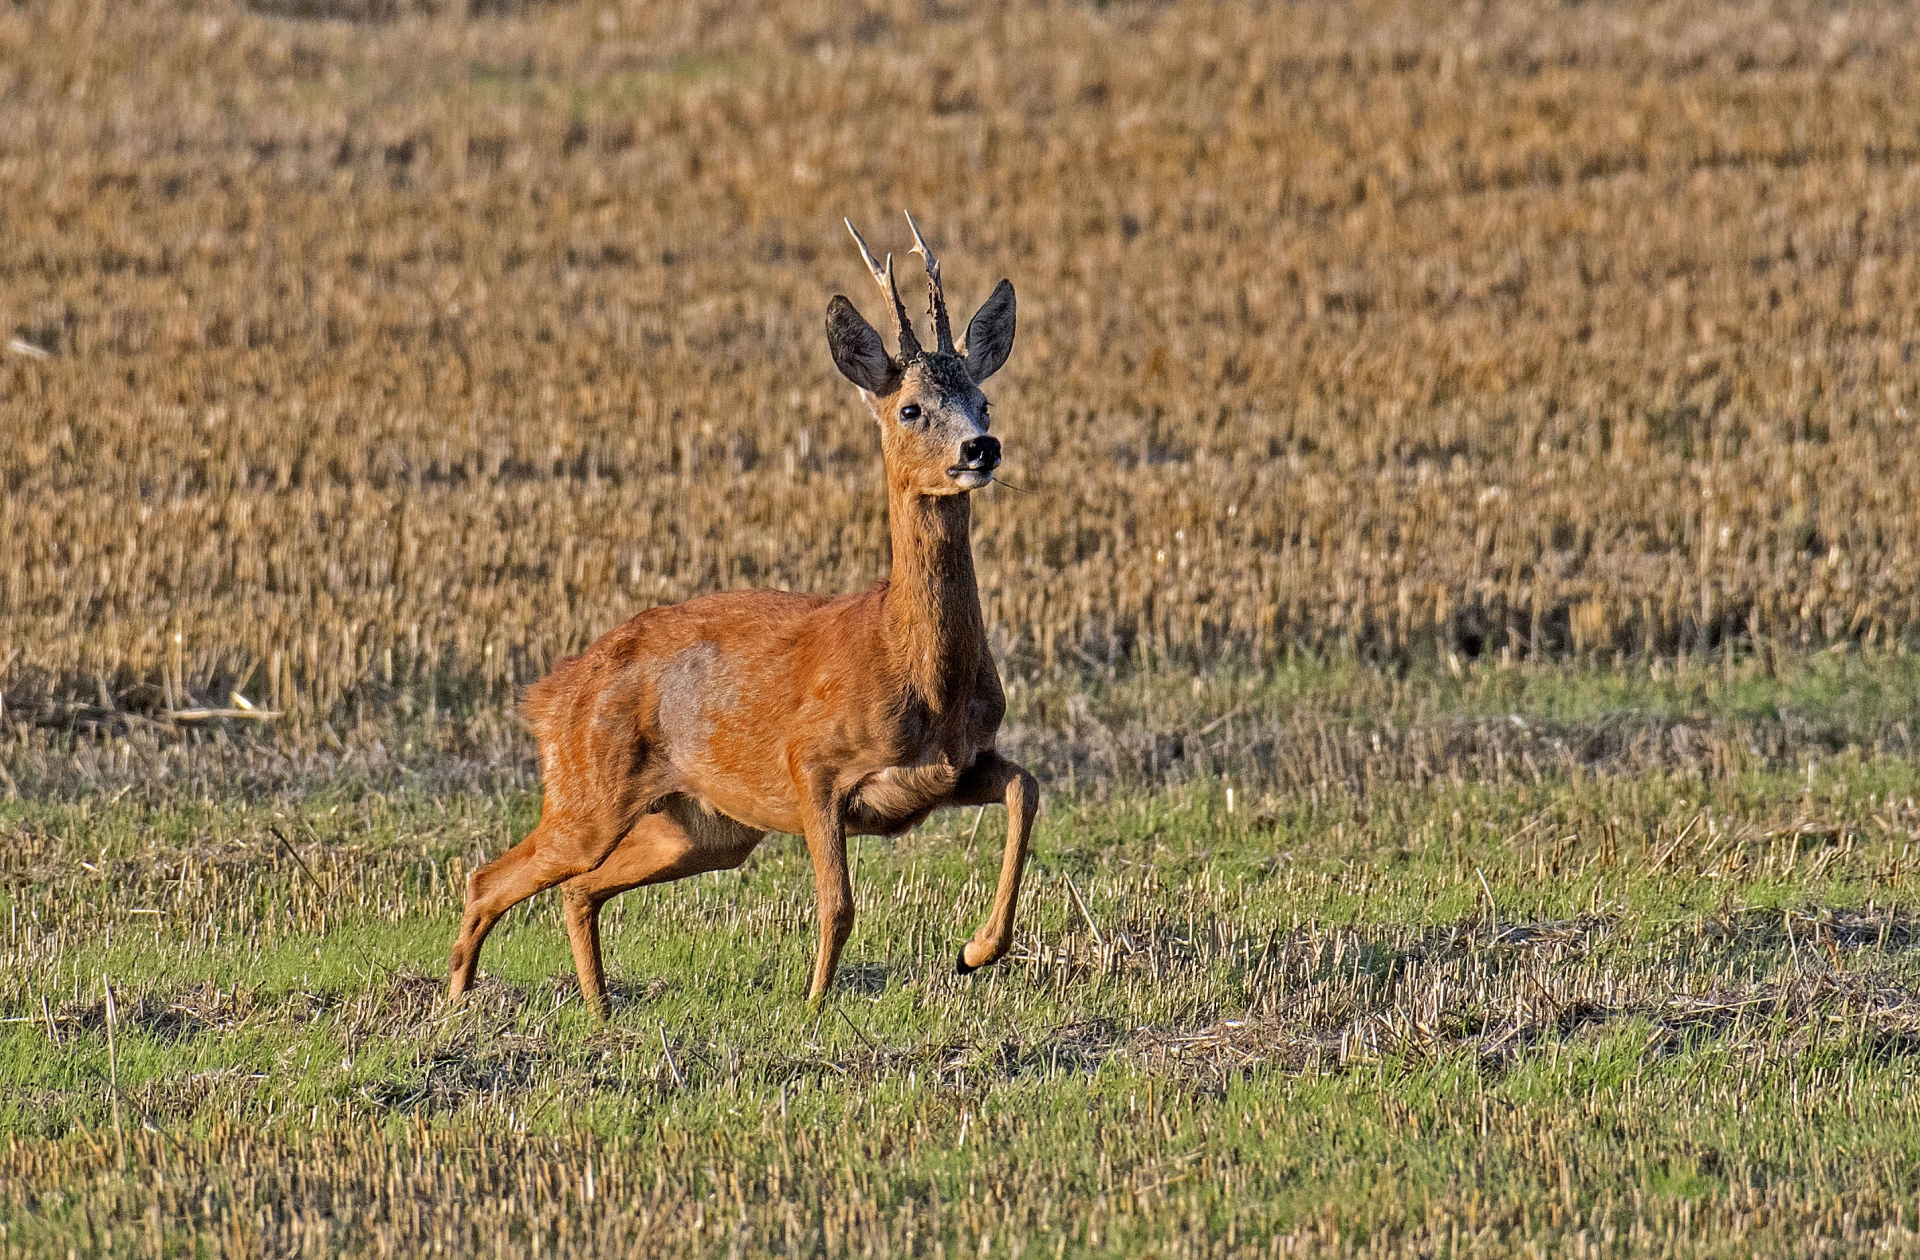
[950,469,992,490]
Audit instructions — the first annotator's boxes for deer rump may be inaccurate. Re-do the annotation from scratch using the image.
[523,585,998,854]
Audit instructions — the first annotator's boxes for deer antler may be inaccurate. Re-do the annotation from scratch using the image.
[844,218,922,361]
[903,211,954,354]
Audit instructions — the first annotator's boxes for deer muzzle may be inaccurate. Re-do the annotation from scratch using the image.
[955,435,1001,475]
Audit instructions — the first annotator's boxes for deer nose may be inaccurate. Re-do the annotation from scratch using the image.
[959,435,1001,470]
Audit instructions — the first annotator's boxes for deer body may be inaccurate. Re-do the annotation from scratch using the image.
[523,497,1000,845]
[448,216,1036,1013]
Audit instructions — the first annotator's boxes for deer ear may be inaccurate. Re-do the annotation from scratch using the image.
[962,279,1015,383]
[826,296,898,395]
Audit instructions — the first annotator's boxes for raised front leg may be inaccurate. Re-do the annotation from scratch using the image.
[798,777,854,1002]
[949,751,1040,975]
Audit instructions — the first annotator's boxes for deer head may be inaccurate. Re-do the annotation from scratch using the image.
[826,213,1016,496]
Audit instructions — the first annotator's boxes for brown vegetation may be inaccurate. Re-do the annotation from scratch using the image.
[4,0,1919,730]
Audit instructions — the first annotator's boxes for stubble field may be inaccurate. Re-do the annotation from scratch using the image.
[6,0,1920,1254]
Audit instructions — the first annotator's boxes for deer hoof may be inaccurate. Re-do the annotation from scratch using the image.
[955,947,978,976]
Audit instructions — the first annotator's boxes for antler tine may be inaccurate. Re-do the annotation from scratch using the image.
[844,217,921,360]
[844,217,888,288]
[903,210,953,354]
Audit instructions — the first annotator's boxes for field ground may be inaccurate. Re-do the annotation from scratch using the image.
[7,650,1920,1257]
[11,0,1920,1253]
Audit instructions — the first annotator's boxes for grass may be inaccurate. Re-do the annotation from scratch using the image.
[6,654,1920,1256]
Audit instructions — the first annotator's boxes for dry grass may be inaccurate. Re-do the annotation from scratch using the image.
[6,0,1920,736]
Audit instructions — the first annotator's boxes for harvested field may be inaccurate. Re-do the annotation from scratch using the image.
[7,0,1920,1255]
[5,0,1920,733]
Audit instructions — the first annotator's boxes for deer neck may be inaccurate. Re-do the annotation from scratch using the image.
[883,485,984,706]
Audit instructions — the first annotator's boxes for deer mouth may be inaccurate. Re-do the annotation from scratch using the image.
[948,467,994,489]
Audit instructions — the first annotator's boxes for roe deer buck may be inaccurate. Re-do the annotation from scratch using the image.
[447,213,1037,1015]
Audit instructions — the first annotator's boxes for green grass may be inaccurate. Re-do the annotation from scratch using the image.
[4,654,1920,1256]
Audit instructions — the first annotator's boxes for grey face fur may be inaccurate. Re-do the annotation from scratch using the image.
[887,355,994,493]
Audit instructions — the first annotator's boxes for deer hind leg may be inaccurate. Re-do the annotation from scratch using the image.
[949,752,1041,975]
[560,884,609,1017]
[560,797,766,1018]
[447,808,629,1002]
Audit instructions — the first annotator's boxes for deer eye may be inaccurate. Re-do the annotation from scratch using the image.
[898,404,922,423]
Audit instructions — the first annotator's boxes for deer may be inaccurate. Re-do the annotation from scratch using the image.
[447,213,1038,1016]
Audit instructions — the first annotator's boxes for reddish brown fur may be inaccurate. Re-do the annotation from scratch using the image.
[448,220,1035,1013]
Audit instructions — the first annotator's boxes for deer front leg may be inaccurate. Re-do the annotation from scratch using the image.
[950,751,1040,975]
[799,785,854,1003]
